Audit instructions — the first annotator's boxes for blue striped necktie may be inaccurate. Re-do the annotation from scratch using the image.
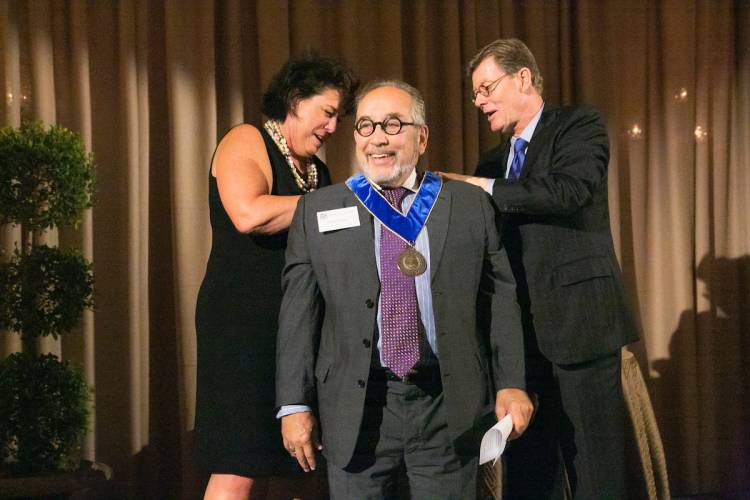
[507,137,528,182]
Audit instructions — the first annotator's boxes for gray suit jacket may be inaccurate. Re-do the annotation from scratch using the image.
[276,178,525,468]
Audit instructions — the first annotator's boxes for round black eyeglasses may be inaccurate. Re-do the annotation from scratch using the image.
[355,117,420,137]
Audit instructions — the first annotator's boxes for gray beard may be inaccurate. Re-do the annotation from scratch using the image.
[363,163,403,186]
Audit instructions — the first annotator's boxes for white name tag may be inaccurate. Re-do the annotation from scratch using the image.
[317,206,360,232]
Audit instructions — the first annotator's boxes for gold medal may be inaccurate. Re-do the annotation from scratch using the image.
[397,248,427,276]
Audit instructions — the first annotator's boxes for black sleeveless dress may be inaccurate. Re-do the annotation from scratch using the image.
[194,127,331,476]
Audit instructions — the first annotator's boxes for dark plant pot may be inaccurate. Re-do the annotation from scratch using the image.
[0,460,112,499]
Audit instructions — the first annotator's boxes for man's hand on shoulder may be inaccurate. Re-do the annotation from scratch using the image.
[436,171,491,190]
[281,411,322,472]
[495,388,535,440]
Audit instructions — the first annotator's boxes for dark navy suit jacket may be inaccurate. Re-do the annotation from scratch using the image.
[475,106,638,365]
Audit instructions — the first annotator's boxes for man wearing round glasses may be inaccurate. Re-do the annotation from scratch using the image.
[353,112,424,187]
[277,80,533,498]
[442,39,638,499]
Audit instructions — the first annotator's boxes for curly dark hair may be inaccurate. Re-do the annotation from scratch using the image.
[262,53,359,120]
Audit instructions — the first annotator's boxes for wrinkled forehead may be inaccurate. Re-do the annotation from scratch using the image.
[356,87,414,120]
[472,56,504,83]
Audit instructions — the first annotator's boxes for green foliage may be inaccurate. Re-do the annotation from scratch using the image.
[0,245,94,340]
[0,122,95,230]
[0,352,90,475]
[0,121,96,476]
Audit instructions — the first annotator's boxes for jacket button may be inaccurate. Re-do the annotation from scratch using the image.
[357,379,366,388]
[365,298,374,308]
[362,339,371,347]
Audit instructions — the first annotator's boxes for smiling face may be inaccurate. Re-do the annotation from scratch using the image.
[354,86,428,187]
[471,56,526,135]
[281,88,341,159]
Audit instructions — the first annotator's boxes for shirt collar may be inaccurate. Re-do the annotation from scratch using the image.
[514,102,545,145]
[368,167,419,193]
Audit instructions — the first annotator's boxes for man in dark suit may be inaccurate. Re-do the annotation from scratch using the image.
[276,80,533,499]
[442,39,639,498]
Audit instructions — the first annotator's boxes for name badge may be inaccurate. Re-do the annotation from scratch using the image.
[317,206,360,232]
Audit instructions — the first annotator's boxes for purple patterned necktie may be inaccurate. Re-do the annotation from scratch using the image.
[379,187,420,378]
[507,137,528,182]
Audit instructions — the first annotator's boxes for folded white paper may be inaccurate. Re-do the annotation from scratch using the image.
[479,414,513,465]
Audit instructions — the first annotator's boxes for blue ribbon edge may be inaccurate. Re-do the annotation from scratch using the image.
[345,171,442,243]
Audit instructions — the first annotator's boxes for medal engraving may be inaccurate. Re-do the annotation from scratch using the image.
[397,248,427,276]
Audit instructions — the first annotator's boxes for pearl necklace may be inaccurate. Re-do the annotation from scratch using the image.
[263,120,318,193]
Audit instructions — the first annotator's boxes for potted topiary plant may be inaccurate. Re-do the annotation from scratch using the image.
[0,122,109,496]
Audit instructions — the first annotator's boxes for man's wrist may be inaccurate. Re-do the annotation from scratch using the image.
[277,404,311,419]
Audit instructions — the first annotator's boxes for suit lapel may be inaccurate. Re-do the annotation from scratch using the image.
[520,106,557,181]
[475,141,510,179]
[427,188,451,282]
[500,143,511,179]
[344,192,379,287]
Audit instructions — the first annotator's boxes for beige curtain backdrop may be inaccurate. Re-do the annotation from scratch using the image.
[1,1,748,497]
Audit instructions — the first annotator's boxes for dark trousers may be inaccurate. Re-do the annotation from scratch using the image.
[505,346,626,500]
[327,372,477,499]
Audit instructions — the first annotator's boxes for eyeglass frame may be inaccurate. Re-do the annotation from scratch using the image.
[471,73,510,102]
[354,116,422,137]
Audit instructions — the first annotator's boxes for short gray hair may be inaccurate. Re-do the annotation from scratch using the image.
[355,80,426,124]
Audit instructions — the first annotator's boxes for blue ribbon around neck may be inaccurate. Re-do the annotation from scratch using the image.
[345,171,442,243]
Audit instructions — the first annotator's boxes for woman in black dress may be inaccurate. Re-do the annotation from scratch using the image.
[195,54,357,499]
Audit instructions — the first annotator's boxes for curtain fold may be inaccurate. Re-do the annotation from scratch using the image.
[0,0,23,357]
[1,1,748,497]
